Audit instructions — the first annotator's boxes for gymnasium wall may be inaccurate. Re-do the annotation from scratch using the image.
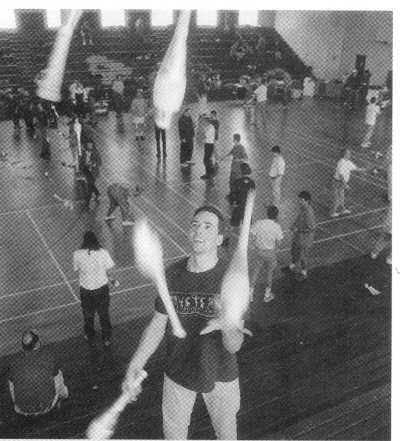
[274,10,392,85]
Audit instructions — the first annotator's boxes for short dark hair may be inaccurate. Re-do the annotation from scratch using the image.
[340,148,350,158]
[22,330,39,351]
[271,145,281,154]
[81,231,101,253]
[211,110,217,115]
[241,162,252,175]
[193,206,225,235]
[266,205,279,220]
[233,134,241,141]
[298,191,312,203]
[370,97,377,103]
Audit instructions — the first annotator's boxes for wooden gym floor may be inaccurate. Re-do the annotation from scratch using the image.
[0,96,392,439]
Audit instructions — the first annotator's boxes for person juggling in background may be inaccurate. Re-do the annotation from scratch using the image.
[331,148,366,218]
[104,183,144,226]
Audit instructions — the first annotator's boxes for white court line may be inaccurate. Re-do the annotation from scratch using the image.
[0,302,78,325]
[316,223,383,254]
[317,206,388,226]
[110,283,153,296]
[281,142,387,191]
[264,114,387,189]
[0,254,188,302]
[292,130,388,182]
[276,224,383,254]
[0,202,67,217]
[277,126,388,188]
[27,211,79,303]
[0,282,67,300]
[1,222,383,325]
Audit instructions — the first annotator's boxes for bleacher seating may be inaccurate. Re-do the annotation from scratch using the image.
[0,23,307,113]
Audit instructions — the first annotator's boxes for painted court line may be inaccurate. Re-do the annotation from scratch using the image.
[27,211,79,303]
[265,116,387,190]
[317,206,387,226]
[0,254,188,302]
[294,130,388,182]
[0,202,67,217]
[0,302,78,325]
[0,282,67,300]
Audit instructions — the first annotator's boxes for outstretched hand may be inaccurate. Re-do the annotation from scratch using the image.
[200,317,253,337]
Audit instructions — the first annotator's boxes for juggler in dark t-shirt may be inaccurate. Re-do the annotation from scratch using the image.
[155,257,239,393]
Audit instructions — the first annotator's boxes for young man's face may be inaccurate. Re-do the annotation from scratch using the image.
[189,211,223,255]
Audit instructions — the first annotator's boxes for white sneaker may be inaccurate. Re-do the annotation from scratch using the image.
[263,292,275,303]
[122,220,135,226]
[360,143,369,148]
[104,215,117,221]
[330,212,340,218]
[386,256,392,265]
[341,209,352,215]
[371,252,378,259]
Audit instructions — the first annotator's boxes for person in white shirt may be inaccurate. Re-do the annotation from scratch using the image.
[269,145,286,206]
[371,204,391,265]
[73,231,116,347]
[361,97,381,148]
[201,117,216,180]
[249,78,267,127]
[250,205,283,303]
[331,149,366,217]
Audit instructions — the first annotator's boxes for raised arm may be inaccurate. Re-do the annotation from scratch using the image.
[122,311,168,397]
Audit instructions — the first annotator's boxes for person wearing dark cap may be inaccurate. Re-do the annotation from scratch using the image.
[282,191,316,282]
[73,231,116,347]
[8,330,68,416]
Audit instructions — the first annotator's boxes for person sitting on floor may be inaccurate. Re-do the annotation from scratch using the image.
[8,330,68,417]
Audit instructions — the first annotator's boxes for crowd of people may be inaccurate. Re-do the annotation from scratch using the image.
[1,36,392,441]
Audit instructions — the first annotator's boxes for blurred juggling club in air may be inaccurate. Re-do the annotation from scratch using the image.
[153,10,191,130]
[37,10,83,102]
[200,190,256,337]
[222,189,256,328]
[134,219,186,338]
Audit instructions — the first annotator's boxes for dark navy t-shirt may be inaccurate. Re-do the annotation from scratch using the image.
[155,257,239,393]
